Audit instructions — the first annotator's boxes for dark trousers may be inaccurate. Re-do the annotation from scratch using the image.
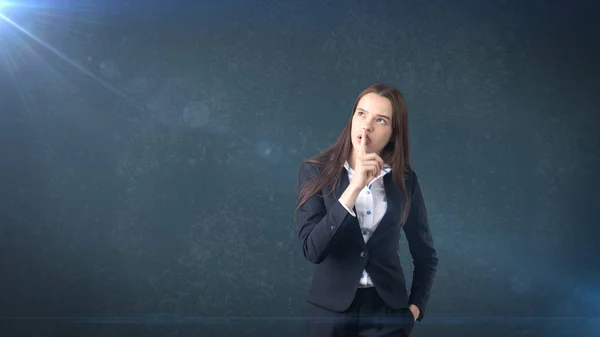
[306,287,415,337]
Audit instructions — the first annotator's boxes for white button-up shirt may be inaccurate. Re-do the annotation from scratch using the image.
[339,160,391,287]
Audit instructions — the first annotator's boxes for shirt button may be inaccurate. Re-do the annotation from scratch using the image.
[366,210,371,215]
[367,191,371,194]
[360,251,368,258]
[330,225,336,230]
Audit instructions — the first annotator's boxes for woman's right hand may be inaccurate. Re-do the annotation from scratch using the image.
[351,129,384,190]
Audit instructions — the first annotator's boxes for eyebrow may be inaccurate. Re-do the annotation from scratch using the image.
[357,107,391,120]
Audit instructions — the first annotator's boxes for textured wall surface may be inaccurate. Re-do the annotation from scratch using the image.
[1,0,598,336]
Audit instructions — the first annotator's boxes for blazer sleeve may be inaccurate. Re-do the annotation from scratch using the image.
[296,161,355,264]
[403,171,438,321]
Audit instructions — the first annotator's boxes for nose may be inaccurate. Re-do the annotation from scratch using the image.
[366,116,378,129]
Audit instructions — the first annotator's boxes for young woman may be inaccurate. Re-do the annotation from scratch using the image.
[295,83,438,337]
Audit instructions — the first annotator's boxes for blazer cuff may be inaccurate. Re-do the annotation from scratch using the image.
[338,199,356,217]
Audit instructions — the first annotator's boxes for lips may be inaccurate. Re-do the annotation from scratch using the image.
[358,135,370,144]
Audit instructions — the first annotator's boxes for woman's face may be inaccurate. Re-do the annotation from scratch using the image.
[350,93,393,155]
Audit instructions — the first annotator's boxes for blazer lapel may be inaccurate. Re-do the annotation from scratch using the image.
[335,170,356,214]
[366,173,405,247]
[334,168,364,245]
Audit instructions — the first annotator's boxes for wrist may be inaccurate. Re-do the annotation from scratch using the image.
[348,181,364,192]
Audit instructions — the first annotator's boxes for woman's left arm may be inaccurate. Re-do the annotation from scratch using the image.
[403,171,439,322]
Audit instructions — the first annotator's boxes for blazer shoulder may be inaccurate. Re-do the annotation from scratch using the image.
[404,167,417,182]
[404,168,422,192]
[298,159,322,175]
[297,160,323,186]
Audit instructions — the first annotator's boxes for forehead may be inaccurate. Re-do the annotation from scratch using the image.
[356,93,392,117]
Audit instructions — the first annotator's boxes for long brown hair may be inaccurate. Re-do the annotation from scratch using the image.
[295,83,412,226]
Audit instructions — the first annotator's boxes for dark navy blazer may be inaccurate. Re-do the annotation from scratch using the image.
[296,161,438,321]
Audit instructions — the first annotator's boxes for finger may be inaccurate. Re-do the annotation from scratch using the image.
[364,164,378,177]
[375,158,383,172]
[362,158,383,167]
[365,156,383,170]
[373,154,384,168]
[364,162,380,176]
[359,128,367,154]
[361,160,381,174]
[363,153,384,163]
